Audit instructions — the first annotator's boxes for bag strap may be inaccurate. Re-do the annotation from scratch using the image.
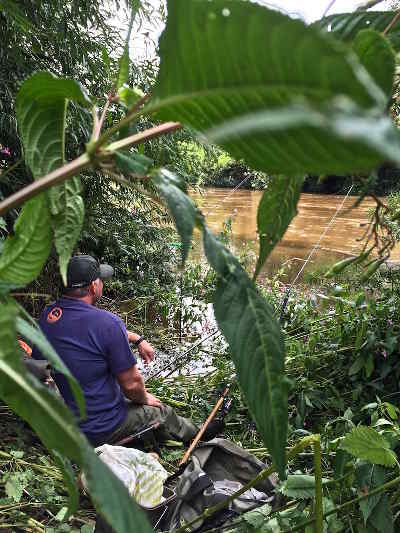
[181,473,213,502]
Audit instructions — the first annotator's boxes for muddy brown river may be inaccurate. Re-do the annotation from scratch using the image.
[190,188,400,280]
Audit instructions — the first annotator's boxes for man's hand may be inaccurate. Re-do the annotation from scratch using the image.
[144,392,162,408]
[126,330,155,364]
[138,340,155,364]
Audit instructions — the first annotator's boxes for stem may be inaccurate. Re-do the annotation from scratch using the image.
[0,153,90,216]
[383,10,400,35]
[106,121,182,153]
[173,435,316,533]
[285,475,400,533]
[94,97,112,140]
[313,435,323,533]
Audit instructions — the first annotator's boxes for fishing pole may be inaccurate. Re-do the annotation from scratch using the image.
[279,185,354,323]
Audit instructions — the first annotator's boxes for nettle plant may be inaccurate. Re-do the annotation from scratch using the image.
[2,1,400,531]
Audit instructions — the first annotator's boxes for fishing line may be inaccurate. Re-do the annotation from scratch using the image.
[146,328,221,380]
[279,184,354,322]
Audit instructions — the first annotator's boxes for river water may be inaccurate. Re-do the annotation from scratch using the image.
[190,187,400,280]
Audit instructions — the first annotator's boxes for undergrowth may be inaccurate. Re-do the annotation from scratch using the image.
[2,259,400,532]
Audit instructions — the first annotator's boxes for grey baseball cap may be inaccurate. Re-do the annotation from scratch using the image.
[66,255,114,288]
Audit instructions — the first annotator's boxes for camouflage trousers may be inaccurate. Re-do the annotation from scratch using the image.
[102,402,198,446]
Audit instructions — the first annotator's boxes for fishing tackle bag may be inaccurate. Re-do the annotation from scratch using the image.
[165,438,278,532]
[94,438,278,532]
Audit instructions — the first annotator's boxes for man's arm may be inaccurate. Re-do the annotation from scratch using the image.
[126,330,155,364]
[116,364,162,407]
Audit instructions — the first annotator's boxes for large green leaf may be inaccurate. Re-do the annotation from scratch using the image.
[255,176,303,278]
[16,72,89,283]
[51,177,85,285]
[51,451,80,519]
[151,0,394,175]
[16,72,89,178]
[16,315,85,418]
[341,426,396,466]
[313,11,400,52]
[152,168,196,264]
[352,30,395,99]
[369,494,393,533]
[0,194,52,285]
[206,102,400,172]
[202,225,288,478]
[0,298,152,532]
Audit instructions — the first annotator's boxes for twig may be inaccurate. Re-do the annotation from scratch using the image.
[356,0,387,10]
[383,9,400,35]
[93,96,113,141]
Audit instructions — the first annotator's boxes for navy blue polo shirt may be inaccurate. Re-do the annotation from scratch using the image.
[31,297,137,441]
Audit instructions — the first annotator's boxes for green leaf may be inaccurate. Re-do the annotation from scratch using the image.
[355,463,386,525]
[5,472,26,503]
[16,72,89,178]
[202,224,288,478]
[116,6,137,90]
[0,194,52,285]
[16,316,85,418]
[369,493,393,533]
[51,178,85,285]
[352,30,395,100]
[243,503,272,528]
[152,0,393,176]
[0,298,152,532]
[152,168,196,264]
[0,0,35,32]
[0,280,23,295]
[115,151,153,177]
[255,176,303,278]
[313,11,400,52]
[16,72,89,283]
[206,103,400,172]
[279,475,329,499]
[340,426,396,466]
[52,451,79,519]
[333,449,351,479]
[118,86,145,108]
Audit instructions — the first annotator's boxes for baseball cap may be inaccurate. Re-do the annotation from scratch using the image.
[66,255,114,288]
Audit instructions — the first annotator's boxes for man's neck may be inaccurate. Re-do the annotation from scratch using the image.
[62,295,95,306]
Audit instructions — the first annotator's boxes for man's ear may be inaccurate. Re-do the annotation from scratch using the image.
[88,281,97,296]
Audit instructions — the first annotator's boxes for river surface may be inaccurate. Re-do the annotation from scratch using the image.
[190,188,400,280]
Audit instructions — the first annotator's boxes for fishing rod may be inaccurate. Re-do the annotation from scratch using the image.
[279,185,354,323]
[165,385,231,483]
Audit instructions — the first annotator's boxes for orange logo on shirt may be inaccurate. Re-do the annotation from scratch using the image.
[47,307,63,323]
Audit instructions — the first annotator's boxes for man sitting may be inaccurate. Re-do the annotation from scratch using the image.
[32,254,198,447]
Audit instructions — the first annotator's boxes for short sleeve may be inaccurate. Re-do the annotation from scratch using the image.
[103,315,137,374]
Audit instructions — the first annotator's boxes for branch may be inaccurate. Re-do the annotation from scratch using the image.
[105,122,182,152]
[0,153,90,216]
